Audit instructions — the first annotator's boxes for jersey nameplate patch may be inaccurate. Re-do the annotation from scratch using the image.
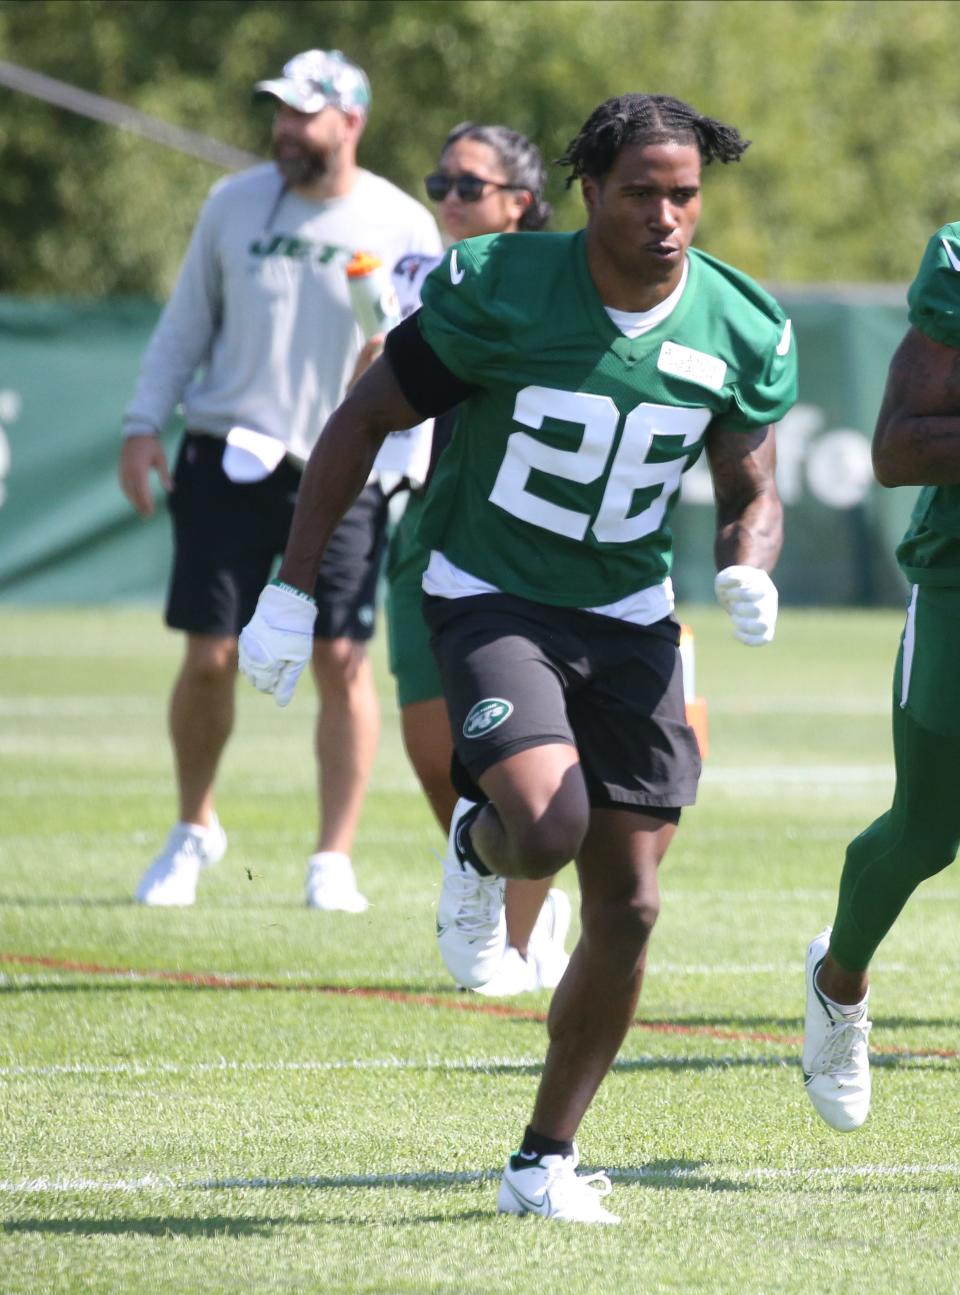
[657,341,727,392]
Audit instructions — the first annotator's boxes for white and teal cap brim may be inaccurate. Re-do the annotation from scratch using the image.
[253,48,371,116]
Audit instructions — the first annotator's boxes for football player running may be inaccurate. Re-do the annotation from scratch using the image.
[384,122,572,998]
[238,93,797,1223]
[802,223,960,1133]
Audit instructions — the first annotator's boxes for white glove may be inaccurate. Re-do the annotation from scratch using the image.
[714,565,779,646]
[238,581,317,707]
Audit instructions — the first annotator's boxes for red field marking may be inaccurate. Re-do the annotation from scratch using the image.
[2,951,956,1059]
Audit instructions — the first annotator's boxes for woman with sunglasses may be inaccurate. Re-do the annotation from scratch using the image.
[383,123,567,997]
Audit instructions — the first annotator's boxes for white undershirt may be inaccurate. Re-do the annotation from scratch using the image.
[422,549,675,625]
[603,258,688,337]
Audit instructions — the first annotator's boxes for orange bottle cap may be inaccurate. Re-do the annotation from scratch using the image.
[346,251,383,278]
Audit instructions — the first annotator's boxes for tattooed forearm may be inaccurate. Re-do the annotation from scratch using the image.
[708,423,783,572]
[714,491,783,571]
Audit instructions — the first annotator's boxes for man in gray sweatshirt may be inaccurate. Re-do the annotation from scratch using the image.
[119,50,441,910]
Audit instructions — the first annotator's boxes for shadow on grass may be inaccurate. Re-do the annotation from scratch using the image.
[614,1159,753,1193]
[193,1163,752,1195]
[4,976,955,1036]
[640,1013,960,1031]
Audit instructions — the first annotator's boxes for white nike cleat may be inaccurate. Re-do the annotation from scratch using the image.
[134,815,227,907]
[436,798,506,989]
[802,927,872,1131]
[305,852,369,912]
[497,1147,620,1225]
[529,888,572,989]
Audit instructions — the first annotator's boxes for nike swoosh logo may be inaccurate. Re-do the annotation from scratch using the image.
[504,1177,546,1214]
[449,248,466,285]
[940,237,960,272]
[776,319,792,356]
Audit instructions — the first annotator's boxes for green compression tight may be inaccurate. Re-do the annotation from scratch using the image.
[830,697,960,972]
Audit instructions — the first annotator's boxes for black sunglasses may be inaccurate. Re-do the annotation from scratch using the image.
[424,171,525,203]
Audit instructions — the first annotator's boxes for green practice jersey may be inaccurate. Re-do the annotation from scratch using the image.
[896,222,960,587]
[416,230,796,608]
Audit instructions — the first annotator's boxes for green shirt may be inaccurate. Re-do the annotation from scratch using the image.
[897,222,960,585]
[416,230,797,608]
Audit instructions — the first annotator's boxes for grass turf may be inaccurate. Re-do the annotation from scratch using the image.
[1,605,958,1293]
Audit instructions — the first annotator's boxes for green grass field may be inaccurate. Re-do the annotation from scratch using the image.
[2,605,958,1294]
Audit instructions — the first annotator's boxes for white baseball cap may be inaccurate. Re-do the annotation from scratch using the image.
[254,49,371,117]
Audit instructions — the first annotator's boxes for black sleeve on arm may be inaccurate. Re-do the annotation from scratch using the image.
[384,310,478,418]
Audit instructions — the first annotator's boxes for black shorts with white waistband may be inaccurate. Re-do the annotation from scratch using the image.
[423,591,701,818]
[165,433,388,640]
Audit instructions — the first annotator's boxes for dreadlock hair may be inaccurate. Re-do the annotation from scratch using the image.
[441,122,552,230]
[557,94,750,188]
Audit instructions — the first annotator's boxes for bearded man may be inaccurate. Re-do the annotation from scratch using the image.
[119,50,440,910]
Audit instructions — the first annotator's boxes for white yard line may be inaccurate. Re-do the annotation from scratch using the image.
[615,1164,960,1183]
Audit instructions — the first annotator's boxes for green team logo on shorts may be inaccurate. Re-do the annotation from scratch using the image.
[463,698,513,739]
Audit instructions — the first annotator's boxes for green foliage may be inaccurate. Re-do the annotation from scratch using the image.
[1,0,959,294]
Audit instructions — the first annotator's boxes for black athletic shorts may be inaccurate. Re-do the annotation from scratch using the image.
[423,592,701,815]
[165,433,388,640]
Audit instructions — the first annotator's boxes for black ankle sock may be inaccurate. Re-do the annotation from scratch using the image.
[456,804,491,876]
[510,1125,574,1169]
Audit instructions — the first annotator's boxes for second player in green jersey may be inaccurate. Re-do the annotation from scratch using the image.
[803,221,960,1135]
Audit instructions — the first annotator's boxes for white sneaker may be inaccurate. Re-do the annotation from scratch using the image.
[472,945,538,997]
[497,1146,620,1224]
[436,798,506,989]
[305,852,368,912]
[134,814,227,907]
[529,888,572,989]
[802,927,872,1131]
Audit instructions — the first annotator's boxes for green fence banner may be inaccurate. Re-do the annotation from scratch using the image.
[0,290,915,607]
[0,299,181,605]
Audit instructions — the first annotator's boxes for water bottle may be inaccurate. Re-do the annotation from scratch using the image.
[346,251,402,339]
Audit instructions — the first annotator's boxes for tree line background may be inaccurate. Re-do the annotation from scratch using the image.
[0,0,958,298]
